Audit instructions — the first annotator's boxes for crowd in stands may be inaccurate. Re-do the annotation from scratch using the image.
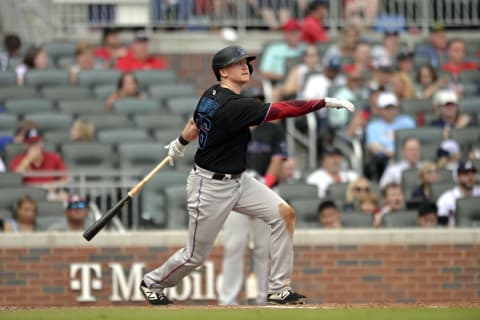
[0,2,480,232]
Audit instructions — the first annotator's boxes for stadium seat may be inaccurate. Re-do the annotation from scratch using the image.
[133,113,185,130]
[0,86,39,101]
[0,114,18,131]
[44,41,76,63]
[382,210,418,227]
[165,97,198,117]
[35,201,67,231]
[4,98,54,114]
[290,198,320,228]
[77,70,122,87]
[175,140,198,169]
[56,56,75,69]
[24,113,73,132]
[164,185,188,229]
[0,71,17,85]
[58,99,107,115]
[133,70,176,89]
[449,128,480,150]
[458,70,480,84]
[278,183,318,202]
[24,70,70,88]
[113,98,161,114]
[326,182,349,204]
[98,128,151,144]
[118,142,168,171]
[394,128,443,160]
[4,142,56,166]
[456,196,480,227]
[61,142,114,171]
[0,187,48,208]
[43,130,72,144]
[93,84,117,99]
[400,98,433,118]
[459,96,480,118]
[154,129,184,144]
[0,172,23,187]
[86,113,130,130]
[40,85,91,100]
[149,83,196,102]
[341,211,373,228]
[431,182,455,202]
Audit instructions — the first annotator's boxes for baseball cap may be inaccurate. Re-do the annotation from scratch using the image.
[418,201,438,216]
[373,56,394,72]
[457,160,477,175]
[377,92,399,109]
[24,128,42,144]
[430,22,445,33]
[433,90,458,106]
[440,139,460,155]
[67,195,87,210]
[282,19,301,32]
[323,146,343,157]
[327,56,342,72]
[397,50,413,61]
[133,31,149,42]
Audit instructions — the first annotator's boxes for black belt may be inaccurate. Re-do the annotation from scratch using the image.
[194,165,242,180]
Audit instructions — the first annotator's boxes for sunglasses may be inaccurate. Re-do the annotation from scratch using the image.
[68,202,87,210]
[354,186,370,192]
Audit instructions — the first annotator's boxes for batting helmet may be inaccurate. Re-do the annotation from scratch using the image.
[212,46,256,81]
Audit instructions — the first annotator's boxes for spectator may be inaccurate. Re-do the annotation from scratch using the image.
[3,195,37,232]
[259,19,306,87]
[436,139,462,176]
[380,137,422,188]
[344,0,379,27]
[70,119,96,142]
[414,22,448,68]
[15,46,49,86]
[0,33,22,71]
[437,160,480,227]
[366,92,415,179]
[414,64,449,99]
[369,56,394,92]
[343,41,372,74]
[417,202,438,228]
[442,39,478,79]
[391,71,415,101]
[95,27,126,67]
[358,192,379,215]
[106,72,146,111]
[396,51,414,74]
[322,24,360,67]
[301,0,329,44]
[279,157,299,183]
[411,161,440,204]
[371,31,400,68]
[115,32,166,73]
[279,45,322,100]
[49,195,89,231]
[344,176,372,211]
[373,182,406,227]
[302,56,346,101]
[0,120,37,154]
[70,42,103,84]
[306,146,358,198]
[430,90,475,134]
[258,0,291,30]
[9,128,67,185]
[317,200,341,228]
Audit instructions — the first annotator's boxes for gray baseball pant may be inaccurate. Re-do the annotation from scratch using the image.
[218,213,270,305]
[144,165,294,295]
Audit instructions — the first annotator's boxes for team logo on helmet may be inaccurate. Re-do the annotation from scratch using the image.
[237,47,246,56]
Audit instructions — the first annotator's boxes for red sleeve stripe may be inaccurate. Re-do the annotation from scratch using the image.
[264,99,326,122]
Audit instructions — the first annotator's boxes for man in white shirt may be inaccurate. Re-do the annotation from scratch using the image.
[306,146,358,198]
[437,160,480,227]
[379,137,422,188]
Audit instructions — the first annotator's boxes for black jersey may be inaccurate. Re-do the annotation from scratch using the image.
[193,85,270,174]
[247,123,287,176]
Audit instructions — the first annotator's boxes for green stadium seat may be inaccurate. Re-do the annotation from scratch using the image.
[86,113,130,130]
[459,96,480,117]
[44,41,76,62]
[56,56,75,69]
[0,114,18,131]
[61,142,114,172]
[149,83,196,102]
[4,98,54,114]
[24,113,73,132]
[431,182,455,202]
[0,86,39,101]
[40,85,91,100]
[24,70,70,88]
[0,71,17,85]
[449,128,480,150]
[341,211,373,228]
[165,97,198,117]
[400,98,433,118]
[154,129,184,144]
[0,173,23,187]
[394,128,443,161]
[77,70,122,87]
[0,187,48,208]
[43,130,72,144]
[133,70,176,89]
[98,128,151,144]
[93,84,117,99]
[118,142,168,171]
[113,98,161,114]
[326,182,349,204]
[456,196,480,227]
[58,99,107,114]
[164,185,188,229]
[290,198,320,228]
[133,113,185,130]
[382,210,418,227]
[278,183,318,202]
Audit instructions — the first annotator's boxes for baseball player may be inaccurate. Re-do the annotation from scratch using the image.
[140,46,354,305]
[218,87,287,305]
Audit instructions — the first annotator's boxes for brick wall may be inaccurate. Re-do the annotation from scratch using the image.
[0,231,479,306]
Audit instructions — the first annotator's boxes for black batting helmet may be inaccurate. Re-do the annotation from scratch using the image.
[212,46,256,81]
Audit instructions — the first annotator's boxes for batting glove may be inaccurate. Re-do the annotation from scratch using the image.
[324,97,355,112]
[165,138,185,165]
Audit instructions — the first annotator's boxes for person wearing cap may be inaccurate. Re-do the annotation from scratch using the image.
[371,31,400,69]
[396,50,414,74]
[301,0,329,44]
[306,146,358,198]
[414,23,447,69]
[322,24,360,68]
[442,38,478,78]
[9,128,67,185]
[437,139,462,175]
[436,160,480,227]
[369,55,394,92]
[259,18,306,86]
[219,87,287,306]
[48,195,89,231]
[379,137,422,188]
[430,90,475,133]
[343,41,373,75]
[365,92,415,178]
[95,27,126,66]
[115,31,166,73]
[302,56,347,101]
[417,202,438,228]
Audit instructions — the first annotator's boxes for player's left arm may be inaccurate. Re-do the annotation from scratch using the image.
[165,117,199,164]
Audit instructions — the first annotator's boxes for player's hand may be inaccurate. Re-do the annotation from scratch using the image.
[325,97,355,112]
[165,138,185,165]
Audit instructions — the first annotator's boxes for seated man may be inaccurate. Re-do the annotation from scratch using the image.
[417,202,438,228]
[317,200,341,228]
[115,32,166,72]
[373,182,406,227]
[49,195,89,231]
[442,38,478,78]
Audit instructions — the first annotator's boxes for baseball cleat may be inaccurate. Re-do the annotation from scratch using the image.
[140,280,173,305]
[267,290,307,305]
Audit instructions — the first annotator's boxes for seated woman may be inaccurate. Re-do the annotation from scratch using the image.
[4,195,38,232]
[343,176,373,211]
[106,72,146,111]
[414,64,448,99]
[70,118,95,142]
[410,161,440,204]
[15,46,49,86]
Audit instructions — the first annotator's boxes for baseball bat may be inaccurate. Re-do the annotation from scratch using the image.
[83,156,172,241]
